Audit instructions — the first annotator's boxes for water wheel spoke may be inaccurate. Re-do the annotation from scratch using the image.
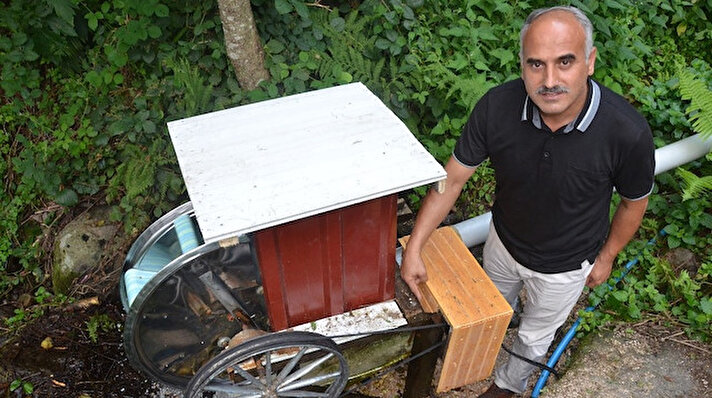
[231,364,265,388]
[185,332,348,398]
[280,352,334,387]
[264,349,274,386]
[279,371,341,393]
[277,390,330,397]
[204,381,263,397]
[276,347,308,383]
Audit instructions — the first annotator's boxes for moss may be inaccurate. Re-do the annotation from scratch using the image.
[51,257,78,295]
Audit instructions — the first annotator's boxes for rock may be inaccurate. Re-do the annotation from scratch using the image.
[663,248,699,277]
[18,293,33,308]
[40,337,53,350]
[52,207,119,295]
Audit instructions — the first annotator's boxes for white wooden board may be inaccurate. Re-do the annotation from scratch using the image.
[168,82,446,243]
[289,300,407,345]
[246,301,406,366]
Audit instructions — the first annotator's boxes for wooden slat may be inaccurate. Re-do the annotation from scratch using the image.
[399,227,512,392]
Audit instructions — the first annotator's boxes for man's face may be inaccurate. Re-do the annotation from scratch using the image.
[521,11,597,129]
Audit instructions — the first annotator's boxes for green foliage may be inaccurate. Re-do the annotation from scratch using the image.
[581,183,712,341]
[4,306,45,331]
[34,286,53,304]
[677,167,712,201]
[165,57,217,117]
[86,313,114,343]
[10,378,34,395]
[581,250,712,341]
[674,63,712,200]
[679,66,712,139]
[0,0,711,349]
[0,0,231,293]
[3,286,66,332]
[460,161,496,216]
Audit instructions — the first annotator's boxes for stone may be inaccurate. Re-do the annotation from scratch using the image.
[52,207,119,294]
[17,293,33,308]
[663,247,699,277]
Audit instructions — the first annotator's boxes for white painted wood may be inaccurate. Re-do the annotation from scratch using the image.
[237,301,406,367]
[168,83,446,242]
[289,300,407,345]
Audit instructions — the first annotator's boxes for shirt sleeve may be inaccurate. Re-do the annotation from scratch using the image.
[613,125,656,200]
[453,93,490,168]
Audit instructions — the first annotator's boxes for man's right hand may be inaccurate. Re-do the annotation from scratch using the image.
[399,156,475,304]
[400,248,428,302]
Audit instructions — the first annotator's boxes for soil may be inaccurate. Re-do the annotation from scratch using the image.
[0,294,155,397]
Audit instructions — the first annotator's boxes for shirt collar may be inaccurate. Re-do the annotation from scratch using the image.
[520,79,601,134]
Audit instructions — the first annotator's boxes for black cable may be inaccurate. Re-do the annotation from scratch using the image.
[501,345,560,379]
[326,321,560,396]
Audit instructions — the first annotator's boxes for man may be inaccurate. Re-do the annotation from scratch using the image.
[400,6,655,398]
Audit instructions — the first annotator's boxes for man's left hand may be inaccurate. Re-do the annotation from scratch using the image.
[585,256,614,288]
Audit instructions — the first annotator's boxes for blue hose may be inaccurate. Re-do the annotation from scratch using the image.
[530,230,664,397]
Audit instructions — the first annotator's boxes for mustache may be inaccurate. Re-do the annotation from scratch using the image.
[537,86,569,95]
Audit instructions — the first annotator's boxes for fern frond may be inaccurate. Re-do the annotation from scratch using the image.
[165,57,215,116]
[424,62,489,110]
[345,9,360,28]
[124,156,156,199]
[679,69,712,139]
[372,58,385,82]
[315,16,391,91]
[677,167,712,201]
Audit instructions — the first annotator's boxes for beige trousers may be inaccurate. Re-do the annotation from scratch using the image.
[483,222,594,393]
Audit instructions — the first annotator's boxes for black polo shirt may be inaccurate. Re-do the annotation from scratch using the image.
[453,78,655,273]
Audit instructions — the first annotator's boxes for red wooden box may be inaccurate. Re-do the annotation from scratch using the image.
[254,195,397,331]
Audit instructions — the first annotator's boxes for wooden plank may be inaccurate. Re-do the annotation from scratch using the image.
[399,228,508,325]
[393,271,441,398]
[404,313,445,398]
[431,229,510,323]
[399,227,512,392]
[398,235,437,314]
[473,312,510,377]
[420,245,472,325]
[167,83,446,243]
[438,327,473,391]
[288,300,407,345]
[426,232,485,325]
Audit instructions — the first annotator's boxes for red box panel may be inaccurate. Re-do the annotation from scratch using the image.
[254,195,397,331]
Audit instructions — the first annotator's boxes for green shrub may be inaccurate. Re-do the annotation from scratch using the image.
[1,0,710,342]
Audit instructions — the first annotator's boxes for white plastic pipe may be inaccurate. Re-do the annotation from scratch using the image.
[653,133,712,175]
[396,133,712,261]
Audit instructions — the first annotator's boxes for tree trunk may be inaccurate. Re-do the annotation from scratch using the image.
[217,0,270,90]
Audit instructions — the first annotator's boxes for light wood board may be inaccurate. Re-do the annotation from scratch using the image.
[400,226,512,392]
